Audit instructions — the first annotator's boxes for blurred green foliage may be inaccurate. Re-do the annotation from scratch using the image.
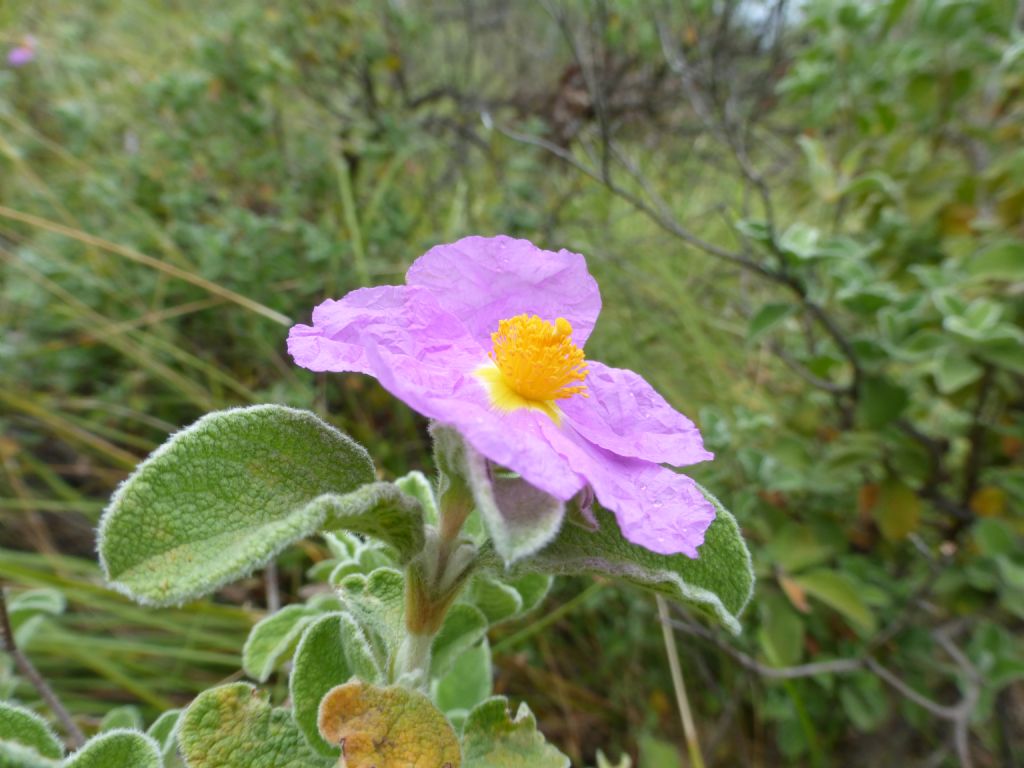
[1,0,1022,765]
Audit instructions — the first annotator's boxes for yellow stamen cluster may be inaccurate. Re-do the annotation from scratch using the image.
[488,314,588,402]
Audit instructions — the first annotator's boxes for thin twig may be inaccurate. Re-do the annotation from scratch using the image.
[0,587,85,748]
[656,595,706,768]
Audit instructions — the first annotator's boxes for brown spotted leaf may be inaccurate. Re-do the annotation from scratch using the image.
[318,680,460,768]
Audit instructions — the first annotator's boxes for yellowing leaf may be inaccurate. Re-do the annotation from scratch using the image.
[318,681,460,768]
[971,486,1006,518]
[778,574,810,614]
[874,481,921,542]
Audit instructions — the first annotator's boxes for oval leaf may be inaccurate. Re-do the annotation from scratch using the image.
[0,701,62,759]
[290,612,380,757]
[318,680,461,768]
[461,697,568,768]
[99,405,376,606]
[513,485,753,634]
[64,730,161,768]
[242,604,320,683]
[791,569,876,635]
[178,683,329,768]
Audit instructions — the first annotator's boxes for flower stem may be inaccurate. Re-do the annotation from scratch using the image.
[394,631,434,688]
[656,595,705,768]
[0,587,85,749]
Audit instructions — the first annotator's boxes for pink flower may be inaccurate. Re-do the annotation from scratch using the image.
[288,236,715,557]
[7,36,36,67]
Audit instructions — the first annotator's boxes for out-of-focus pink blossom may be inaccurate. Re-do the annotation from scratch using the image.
[7,36,37,68]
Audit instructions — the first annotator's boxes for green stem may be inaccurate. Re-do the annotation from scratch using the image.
[394,631,434,688]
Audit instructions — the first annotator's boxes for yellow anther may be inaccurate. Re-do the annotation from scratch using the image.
[476,314,588,418]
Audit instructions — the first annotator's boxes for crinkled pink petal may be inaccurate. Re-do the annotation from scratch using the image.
[288,284,584,500]
[539,420,715,557]
[561,362,713,467]
[287,285,481,375]
[406,235,601,348]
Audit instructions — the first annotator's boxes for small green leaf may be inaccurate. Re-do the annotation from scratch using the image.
[758,596,804,667]
[290,612,380,758]
[322,482,425,562]
[318,681,461,768]
[396,471,439,525]
[874,481,921,542]
[974,519,1015,558]
[99,406,377,606]
[467,577,523,625]
[779,223,821,260]
[434,640,493,717]
[638,734,683,768]
[763,524,835,573]
[242,604,319,683]
[144,709,181,762]
[431,604,489,680]
[933,353,983,394]
[797,135,838,201]
[338,567,407,663]
[461,697,569,768]
[514,485,753,634]
[507,573,552,616]
[968,241,1024,281]
[7,590,65,624]
[734,219,773,245]
[748,303,795,341]
[0,741,59,767]
[178,683,330,768]
[594,750,633,768]
[791,569,876,635]
[0,701,62,759]
[64,730,161,768]
[855,377,908,429]
[98,706,142,732]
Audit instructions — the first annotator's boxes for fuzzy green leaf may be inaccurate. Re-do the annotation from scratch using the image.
[337,567,406,664]
[431,604,489,680]
[507,573,552,616]
[461,697,569,768]
[98,707,142,733]
[144,709,181,763]
[434,639,493,717]
[0,741,60,768]
[515,485,753,634]
[242,604,320,683]
[0,702,62,760]
[322,483,425,562]
[467,577,522,625]
[97,406,413,606]
[178,683,330,768]
[63,730,161,768]
[290,612,380,758]
[395,471,439,525]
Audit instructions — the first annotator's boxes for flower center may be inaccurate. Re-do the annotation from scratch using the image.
[488,314,588,402]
